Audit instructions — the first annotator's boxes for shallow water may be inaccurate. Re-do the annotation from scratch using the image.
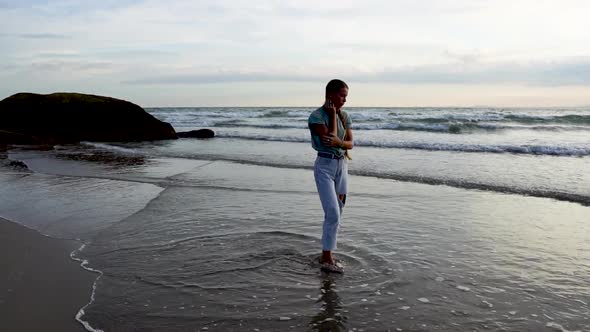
[1,145,589,331]
[1,106,589,331]
[80,137,590,206]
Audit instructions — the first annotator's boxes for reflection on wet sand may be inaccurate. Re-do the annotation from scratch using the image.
[308,275,347,332]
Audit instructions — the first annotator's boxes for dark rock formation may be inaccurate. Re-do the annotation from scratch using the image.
[177,129,215,139]
[6,159,28,170]
[0,92,177,145]
[0,129,37,144]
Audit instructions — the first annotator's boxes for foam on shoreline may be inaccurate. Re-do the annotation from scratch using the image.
[71,243,105,332]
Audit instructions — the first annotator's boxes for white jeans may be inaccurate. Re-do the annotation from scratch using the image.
[314,155,348,251]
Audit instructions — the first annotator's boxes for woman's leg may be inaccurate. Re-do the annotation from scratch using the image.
[329,158,348,264]
[335,159,348,215]
[314,158,340,263]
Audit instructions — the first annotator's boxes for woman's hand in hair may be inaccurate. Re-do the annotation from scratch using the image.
[323,99,337,116]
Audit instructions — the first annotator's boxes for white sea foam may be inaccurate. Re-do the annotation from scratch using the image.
[148,107,590,132]
[70,244,105,332]
[545,322,582,332]
[457,285,471,292]
[81,142,138,155]
[213,132,590,156]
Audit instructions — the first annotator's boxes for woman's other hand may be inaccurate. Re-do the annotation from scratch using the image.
[321,133,343,147]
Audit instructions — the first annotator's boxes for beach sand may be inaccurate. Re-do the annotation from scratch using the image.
[0,217,96,332]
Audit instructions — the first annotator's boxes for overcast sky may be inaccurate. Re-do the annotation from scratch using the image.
[1,0,590,107]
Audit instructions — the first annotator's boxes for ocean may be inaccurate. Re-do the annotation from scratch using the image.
[0,106,589,331]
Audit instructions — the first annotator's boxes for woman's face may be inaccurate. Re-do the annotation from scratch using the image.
[328,88,348,109]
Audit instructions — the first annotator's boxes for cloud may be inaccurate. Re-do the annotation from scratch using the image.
[365,59,590,86]
[0,0,144,12]
[17,33,70,39]
[123,72,320,85]
[0,63,17,71]
[123,58,590,87]
[2,0,590,106]
[29,60,117,75]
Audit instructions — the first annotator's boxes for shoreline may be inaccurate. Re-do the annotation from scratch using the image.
[0,217,97,332]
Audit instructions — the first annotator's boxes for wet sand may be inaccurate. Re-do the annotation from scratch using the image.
[0,217,96,332]
[1,144,589,331]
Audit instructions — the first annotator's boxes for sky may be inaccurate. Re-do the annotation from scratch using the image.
[1,0,590,107]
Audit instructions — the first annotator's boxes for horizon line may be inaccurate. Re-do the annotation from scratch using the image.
[143,105,590,109]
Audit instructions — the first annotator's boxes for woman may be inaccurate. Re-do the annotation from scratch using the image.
[308,79,353,273]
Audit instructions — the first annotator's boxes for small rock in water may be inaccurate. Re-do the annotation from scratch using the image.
[417,297,430,303]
